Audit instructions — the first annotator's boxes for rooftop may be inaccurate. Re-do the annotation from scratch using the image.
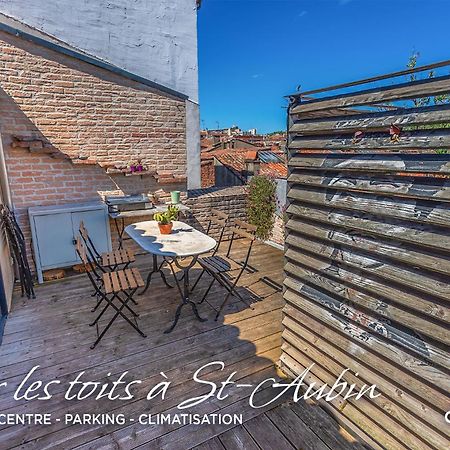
[205,148,288,181]
[0,245,367,449]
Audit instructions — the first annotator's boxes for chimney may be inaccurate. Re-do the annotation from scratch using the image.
[244,150,260,180]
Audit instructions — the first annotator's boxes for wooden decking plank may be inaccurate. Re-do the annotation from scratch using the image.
[0,306,282,414]
[291,400,372,450]
[218,426,260,450]
[0,290,283,383]
[2,339,281,448]
[0,246,363,450]
[0,309,281,398]
[192,437,226,450]
[0,278,282,369]
[0,272,282,370]
[130,368,286,450]
[19,351,281,450]
[243,414,296,450]
[0,274,284,372]
[265,403,331,450]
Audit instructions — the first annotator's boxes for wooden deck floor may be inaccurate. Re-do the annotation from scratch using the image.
[0,243,370,449]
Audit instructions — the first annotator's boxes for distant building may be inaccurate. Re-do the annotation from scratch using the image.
[201,147,287,188]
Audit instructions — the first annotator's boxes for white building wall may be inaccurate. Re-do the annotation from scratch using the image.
[0,0,199,101]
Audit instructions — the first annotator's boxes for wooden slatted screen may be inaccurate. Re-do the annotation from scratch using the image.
[282,64,450,450]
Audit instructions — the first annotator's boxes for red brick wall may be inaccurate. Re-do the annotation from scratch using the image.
[0,31,188,273]
[201,159,215,188]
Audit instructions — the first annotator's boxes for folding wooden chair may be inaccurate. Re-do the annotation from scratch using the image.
[197,219,257,320]
[79,221,135,272]
[75,237,146,349]
[191,208,231,291]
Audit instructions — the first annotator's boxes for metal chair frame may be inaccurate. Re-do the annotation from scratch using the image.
[190,208,231,292]
[75,237,145,349]
[79,221,134,271]
[197,219,257,320]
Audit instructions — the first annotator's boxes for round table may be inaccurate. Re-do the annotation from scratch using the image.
[125,221,217,333]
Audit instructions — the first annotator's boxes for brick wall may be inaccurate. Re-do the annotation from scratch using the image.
[200,159,215,188]
[186,186,286,248]
[186,186,248,240]
[0,31,188,273]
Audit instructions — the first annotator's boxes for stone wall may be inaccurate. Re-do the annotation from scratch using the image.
[186,185,286,247]
[186,186,248,240]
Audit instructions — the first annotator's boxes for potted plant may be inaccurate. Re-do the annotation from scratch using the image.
[154,205,179,234]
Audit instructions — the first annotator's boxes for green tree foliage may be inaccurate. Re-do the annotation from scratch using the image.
[406,53,449,153]
[407,52,450,107]
[247,175,276,240]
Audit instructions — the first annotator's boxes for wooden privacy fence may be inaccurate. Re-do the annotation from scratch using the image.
[282,61,450,450]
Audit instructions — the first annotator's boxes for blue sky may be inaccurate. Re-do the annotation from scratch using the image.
[198,0,450,133]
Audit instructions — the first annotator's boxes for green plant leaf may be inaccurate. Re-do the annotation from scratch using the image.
[247,175,276,240]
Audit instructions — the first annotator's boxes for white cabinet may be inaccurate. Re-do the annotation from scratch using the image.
[29,202,111,283]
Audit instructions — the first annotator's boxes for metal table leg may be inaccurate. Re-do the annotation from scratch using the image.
[164,255,207,333]
[140,254,173,295]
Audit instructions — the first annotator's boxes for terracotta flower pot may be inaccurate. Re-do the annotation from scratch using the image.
[158,222,173,234]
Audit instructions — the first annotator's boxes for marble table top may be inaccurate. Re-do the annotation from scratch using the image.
[125,220,216,258]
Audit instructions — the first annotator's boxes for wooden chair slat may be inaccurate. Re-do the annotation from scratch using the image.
[211,208,229,220]
[100,248,135,268]
[123,268,137,289]
[204,257,227,272]
[222,255,242,270]
[103,272,113,294]
[75,237,88,264]
[199,258,220,274]
[210,216,227,227]
[121,249,129,264]
[118,270,129,291]
[231,226,256,241]
[79,221,89,239]
[126,249,136,262]
[110,272,121,293]
[132,267,145,287]
[234,219,257,232]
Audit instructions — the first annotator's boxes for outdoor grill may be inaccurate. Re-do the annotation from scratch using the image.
[104,194,152,214]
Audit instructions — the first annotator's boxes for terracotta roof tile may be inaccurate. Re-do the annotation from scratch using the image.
[207,148,287,180]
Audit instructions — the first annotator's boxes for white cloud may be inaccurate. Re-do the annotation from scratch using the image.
[251,73,263,79]
[298,10,307,17]
[339,0,353,4]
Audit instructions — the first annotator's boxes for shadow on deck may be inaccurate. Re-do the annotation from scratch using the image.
[0,242,371,449]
